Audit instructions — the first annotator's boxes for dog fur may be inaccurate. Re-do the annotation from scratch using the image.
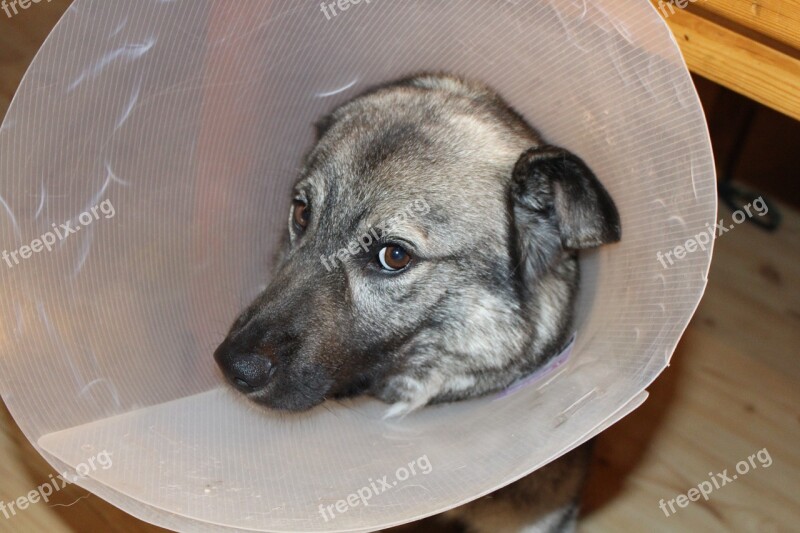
[214,73,620,532]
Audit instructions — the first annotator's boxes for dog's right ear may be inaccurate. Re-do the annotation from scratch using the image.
[314,114,335,141]
[510,144,621,277]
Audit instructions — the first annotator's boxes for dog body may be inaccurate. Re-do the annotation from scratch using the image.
[214,74,620,531]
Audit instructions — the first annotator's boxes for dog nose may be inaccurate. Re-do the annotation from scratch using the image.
[214,345,276,392]
[229,353,274,391]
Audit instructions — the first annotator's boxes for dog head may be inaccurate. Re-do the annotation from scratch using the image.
[214,74,620,414]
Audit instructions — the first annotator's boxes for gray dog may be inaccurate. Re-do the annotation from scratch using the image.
[214,73,620,532]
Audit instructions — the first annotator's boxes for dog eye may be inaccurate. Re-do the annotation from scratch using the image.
[377,245,412,271]
[293,200,310,230]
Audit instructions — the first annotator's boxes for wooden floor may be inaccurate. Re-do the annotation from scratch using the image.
[1,2,798,532]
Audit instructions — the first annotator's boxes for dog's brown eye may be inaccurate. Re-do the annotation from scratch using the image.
[293,200,309,229]
[377,245,411,271]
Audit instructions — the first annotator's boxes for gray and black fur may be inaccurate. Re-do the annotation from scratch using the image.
[214,74,620,532]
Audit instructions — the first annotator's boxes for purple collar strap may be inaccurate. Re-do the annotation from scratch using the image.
[495,333,576,399]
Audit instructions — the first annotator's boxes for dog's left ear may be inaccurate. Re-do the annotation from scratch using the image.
[511,145,621,251]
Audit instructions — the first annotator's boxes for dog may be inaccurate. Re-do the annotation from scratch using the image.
[214,73,621,532]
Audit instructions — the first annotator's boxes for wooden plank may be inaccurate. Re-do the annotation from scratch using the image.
[702,0,800,51]
[583,327,800,531]
[660,8,800,121]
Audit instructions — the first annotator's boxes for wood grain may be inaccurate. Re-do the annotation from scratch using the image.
[702,0,800,51]
[657,7,800,122]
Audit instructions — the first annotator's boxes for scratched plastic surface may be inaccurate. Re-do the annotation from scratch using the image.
[0,1,716,531]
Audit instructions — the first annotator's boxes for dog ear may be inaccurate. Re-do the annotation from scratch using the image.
[314,113,335,141]
[511,145,621,251]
